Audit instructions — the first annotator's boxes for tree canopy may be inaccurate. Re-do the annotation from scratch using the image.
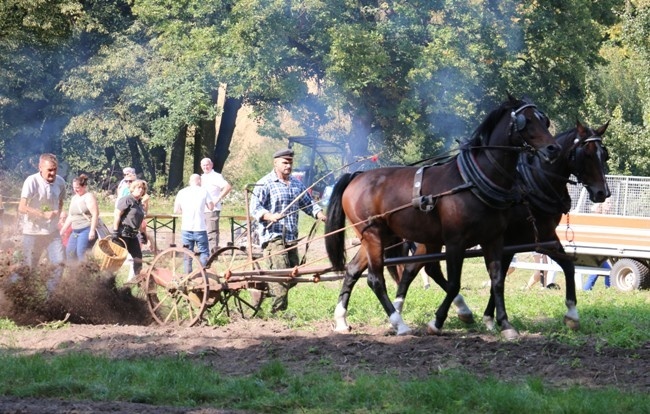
[2,0,649,193]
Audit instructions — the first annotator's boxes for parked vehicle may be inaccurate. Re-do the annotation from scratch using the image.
[512,175,650,291]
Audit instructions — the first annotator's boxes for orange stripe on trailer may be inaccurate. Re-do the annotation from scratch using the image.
[557,213,650,249]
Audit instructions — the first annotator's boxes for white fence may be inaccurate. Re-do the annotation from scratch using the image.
[569,175,650,217]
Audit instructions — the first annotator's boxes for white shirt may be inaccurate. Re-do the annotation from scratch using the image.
[21,173,66,235]
[201,170,228,211]
[174,185,214,231]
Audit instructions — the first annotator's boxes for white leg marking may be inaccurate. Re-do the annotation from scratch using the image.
[483,315,496,331]
[453,294,475,324]
[393,297,404,313]
[389,311,412,336]
[564,300,580,331]
[333,302,351,332]
[426,320,441,335]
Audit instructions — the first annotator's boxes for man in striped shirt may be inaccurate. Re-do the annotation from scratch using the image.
[250,148,326,313]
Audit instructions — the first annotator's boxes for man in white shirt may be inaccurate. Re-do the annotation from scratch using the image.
[174,174,214,272]
[18,153,67,292]
[200,157,232,252]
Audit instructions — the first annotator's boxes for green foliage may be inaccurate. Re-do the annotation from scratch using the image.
[3,0,650,193]
[582,1,650,175]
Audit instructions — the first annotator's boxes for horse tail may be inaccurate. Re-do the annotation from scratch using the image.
[325,172,361,271]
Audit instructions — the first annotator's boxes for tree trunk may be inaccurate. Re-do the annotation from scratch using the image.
[167,124,187,193]
[136,137,155,186]
[126,137,143,175]
[195,119,216,172]
[213,96,242,173]
[151,146,167,175]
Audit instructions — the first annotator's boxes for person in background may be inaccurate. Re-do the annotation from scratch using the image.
[200,157,232,253]
[116,170,137,203]
[526,253,557,289]
[174,174,214,273]
[116,167,136,202]
[18,153,67,292]
[117,169,150,247]
[113,179,148,279]
[250,148,326,313]
[583,260,611,291]
[59,174,99,261]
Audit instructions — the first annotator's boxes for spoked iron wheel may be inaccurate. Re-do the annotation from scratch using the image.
[145,247,209,326]
[205,246,265,319]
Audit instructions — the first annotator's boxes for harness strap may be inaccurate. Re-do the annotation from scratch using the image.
[517,154,572,215]
[411,166,434,211]
[457,149,520,209]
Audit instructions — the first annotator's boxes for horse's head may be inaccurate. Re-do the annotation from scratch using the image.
[506,94,560,163]
[568,120,611,203]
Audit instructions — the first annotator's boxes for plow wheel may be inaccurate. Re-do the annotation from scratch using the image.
[145,247,209,326]
[206,246,265,319]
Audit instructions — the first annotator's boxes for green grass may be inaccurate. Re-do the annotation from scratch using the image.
[0,353,648,413]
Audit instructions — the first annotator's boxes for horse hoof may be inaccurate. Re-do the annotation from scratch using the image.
[426,322,442,336]
[333,324,351,333]
[396,325,413,336]
[458,312,475,325]
[564,316,580,331]
[501,328,520,341]
[482,316,495,331]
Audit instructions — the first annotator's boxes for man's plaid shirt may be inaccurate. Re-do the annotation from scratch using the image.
[250,170,322,246]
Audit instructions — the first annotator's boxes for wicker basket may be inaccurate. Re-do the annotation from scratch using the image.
[93,237,128,272]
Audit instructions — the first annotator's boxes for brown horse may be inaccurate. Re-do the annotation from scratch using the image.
[325,95,560,337]
[393,121,610,337]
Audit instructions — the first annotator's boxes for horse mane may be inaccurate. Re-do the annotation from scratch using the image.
[552,127,576,158]
[461,98,522,149]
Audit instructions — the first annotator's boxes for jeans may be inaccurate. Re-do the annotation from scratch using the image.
[66,226,95,261]
[583,261,611,290]
[181,230,210,273]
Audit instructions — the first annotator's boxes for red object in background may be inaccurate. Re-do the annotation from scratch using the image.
[370,154,379,162]
[58,223,72,247]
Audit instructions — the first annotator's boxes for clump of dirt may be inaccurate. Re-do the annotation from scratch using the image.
[0,252,151,326]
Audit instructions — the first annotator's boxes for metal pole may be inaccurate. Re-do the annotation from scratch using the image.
[383,241,560,266]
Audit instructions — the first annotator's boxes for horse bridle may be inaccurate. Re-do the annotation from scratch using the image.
[509,103,550,149]
[569,134,608,181]
[479,102,547,185]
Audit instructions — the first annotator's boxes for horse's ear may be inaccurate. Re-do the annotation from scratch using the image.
[596,120,610,136]
[507,92,517,102]
[576,119,585,136]
[520,94,533,104]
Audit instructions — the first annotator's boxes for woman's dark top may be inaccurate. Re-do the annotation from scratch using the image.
[116,195,145,238]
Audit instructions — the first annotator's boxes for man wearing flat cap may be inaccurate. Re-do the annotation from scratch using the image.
[250,148,326,313]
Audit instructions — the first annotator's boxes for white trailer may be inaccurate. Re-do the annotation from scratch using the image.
[511,175,650,291]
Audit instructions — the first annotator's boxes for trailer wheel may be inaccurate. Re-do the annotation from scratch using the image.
[611,259,650,292]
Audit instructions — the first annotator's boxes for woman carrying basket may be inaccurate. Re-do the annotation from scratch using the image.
[112,179,148,277]
[60,174,99,261]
